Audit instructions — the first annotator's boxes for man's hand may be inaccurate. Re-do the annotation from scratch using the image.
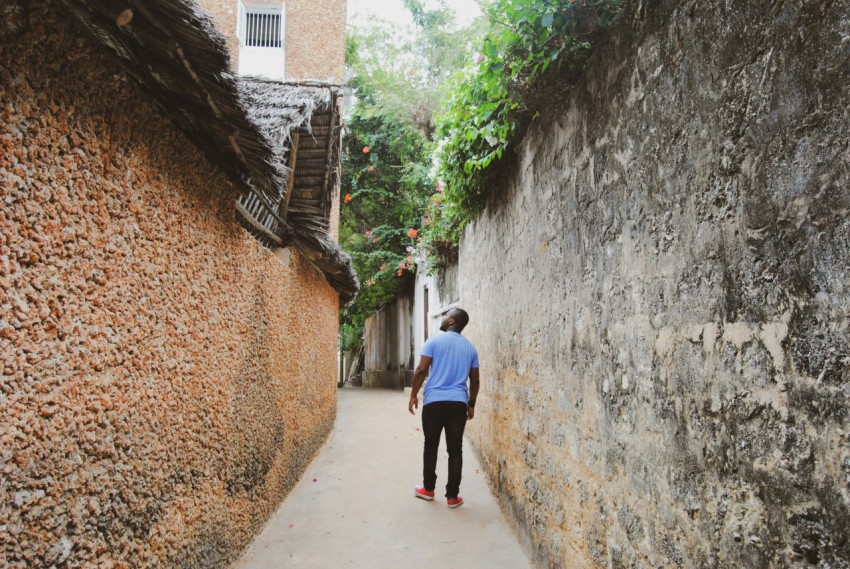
[467,405,475,420]
[409,356,431,416]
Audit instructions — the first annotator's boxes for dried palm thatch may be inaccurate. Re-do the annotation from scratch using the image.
[56,0,359,303]
[236,79,341,238]
[239,79,335,149]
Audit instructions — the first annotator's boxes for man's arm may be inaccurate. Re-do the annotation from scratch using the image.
[467,367,480,420]
[408,355,432,415]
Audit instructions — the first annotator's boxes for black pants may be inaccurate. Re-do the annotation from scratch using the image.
[422,401,468,498]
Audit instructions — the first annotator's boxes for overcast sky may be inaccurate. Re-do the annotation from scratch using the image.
[347,0,482,29]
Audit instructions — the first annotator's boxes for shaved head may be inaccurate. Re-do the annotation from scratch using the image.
[446,308,469,332]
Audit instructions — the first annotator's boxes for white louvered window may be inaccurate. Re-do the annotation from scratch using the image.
[236,2,286,79]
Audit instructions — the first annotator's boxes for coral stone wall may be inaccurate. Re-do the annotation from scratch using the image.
[461,1,849,567]
[1,2,339,567]
[198,0,347,83]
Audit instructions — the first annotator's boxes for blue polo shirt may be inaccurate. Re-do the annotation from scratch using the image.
[422,331,479,406]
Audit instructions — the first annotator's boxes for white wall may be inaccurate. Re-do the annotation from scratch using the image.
[238,46,285,79]
[412,261,459,361]
[361,293,413,389]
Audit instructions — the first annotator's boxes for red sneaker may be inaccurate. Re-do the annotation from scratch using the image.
[414,486,435,501]
[447,496,464,509]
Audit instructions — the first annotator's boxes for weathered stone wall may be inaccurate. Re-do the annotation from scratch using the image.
[461,1,849,567]
[362,293,413,389]
[1,2,339,567]
[198,0,347,83]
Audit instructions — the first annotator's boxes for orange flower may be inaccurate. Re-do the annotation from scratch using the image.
[407,228,418,238]
[372,237,379,244]
[396,269,403,276]
[362,146,370,154]
[344,193,352,203]
[368,166,375,172]
[379,263,386,270]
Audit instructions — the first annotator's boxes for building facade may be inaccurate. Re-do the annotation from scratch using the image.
[198,0,347,83]
[1,0,353,566]
[412,262,460,365]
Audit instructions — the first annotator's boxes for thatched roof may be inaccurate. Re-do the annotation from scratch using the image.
[57,0,359,304]
[238,79,341,237]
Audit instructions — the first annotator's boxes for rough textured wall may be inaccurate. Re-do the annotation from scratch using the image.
[198,0,241,67]
[461,1,850,567]
[199,0,346,83]
[1,3,339,567]
[284,0,346,82]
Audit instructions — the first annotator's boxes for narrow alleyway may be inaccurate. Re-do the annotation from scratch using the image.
[233,387,531,568]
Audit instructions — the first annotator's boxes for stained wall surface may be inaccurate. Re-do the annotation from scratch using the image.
[1,2,339,567]
[362,293,413,390]
[460,1,850,567]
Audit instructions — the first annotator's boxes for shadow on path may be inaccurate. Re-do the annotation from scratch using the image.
[233,387,531,568]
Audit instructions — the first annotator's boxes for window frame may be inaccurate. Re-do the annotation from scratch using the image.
[236,2,286,51]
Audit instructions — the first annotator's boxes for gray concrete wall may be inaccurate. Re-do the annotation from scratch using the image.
[460,1,850,567]
[362,293,413,389]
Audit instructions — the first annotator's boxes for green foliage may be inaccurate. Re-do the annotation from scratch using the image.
[339,112,428,351]
[340,0,624,341]
[423,0,623,259]
[348,3,483,138]
[339,3,479,350]
[417,179,463,269]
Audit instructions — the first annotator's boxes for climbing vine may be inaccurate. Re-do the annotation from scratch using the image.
[339,108,430,351]
[422,0,623,260]
[340,0,623,344]
[339,3,481,350]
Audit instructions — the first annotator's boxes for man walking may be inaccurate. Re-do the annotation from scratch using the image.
[408,307,480,508]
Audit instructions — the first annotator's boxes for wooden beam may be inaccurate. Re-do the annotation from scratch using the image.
[235,201,282,245]
[320,104,337,224]
[281,130,300,219]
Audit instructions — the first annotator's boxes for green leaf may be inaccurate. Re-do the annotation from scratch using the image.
[425,0,622,262]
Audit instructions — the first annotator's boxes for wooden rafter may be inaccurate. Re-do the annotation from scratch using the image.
[281,130,300,219]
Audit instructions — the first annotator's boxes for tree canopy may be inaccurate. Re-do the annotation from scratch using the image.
[339,0,623,350]
[430,0,623,244]
[339,2,481,351]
